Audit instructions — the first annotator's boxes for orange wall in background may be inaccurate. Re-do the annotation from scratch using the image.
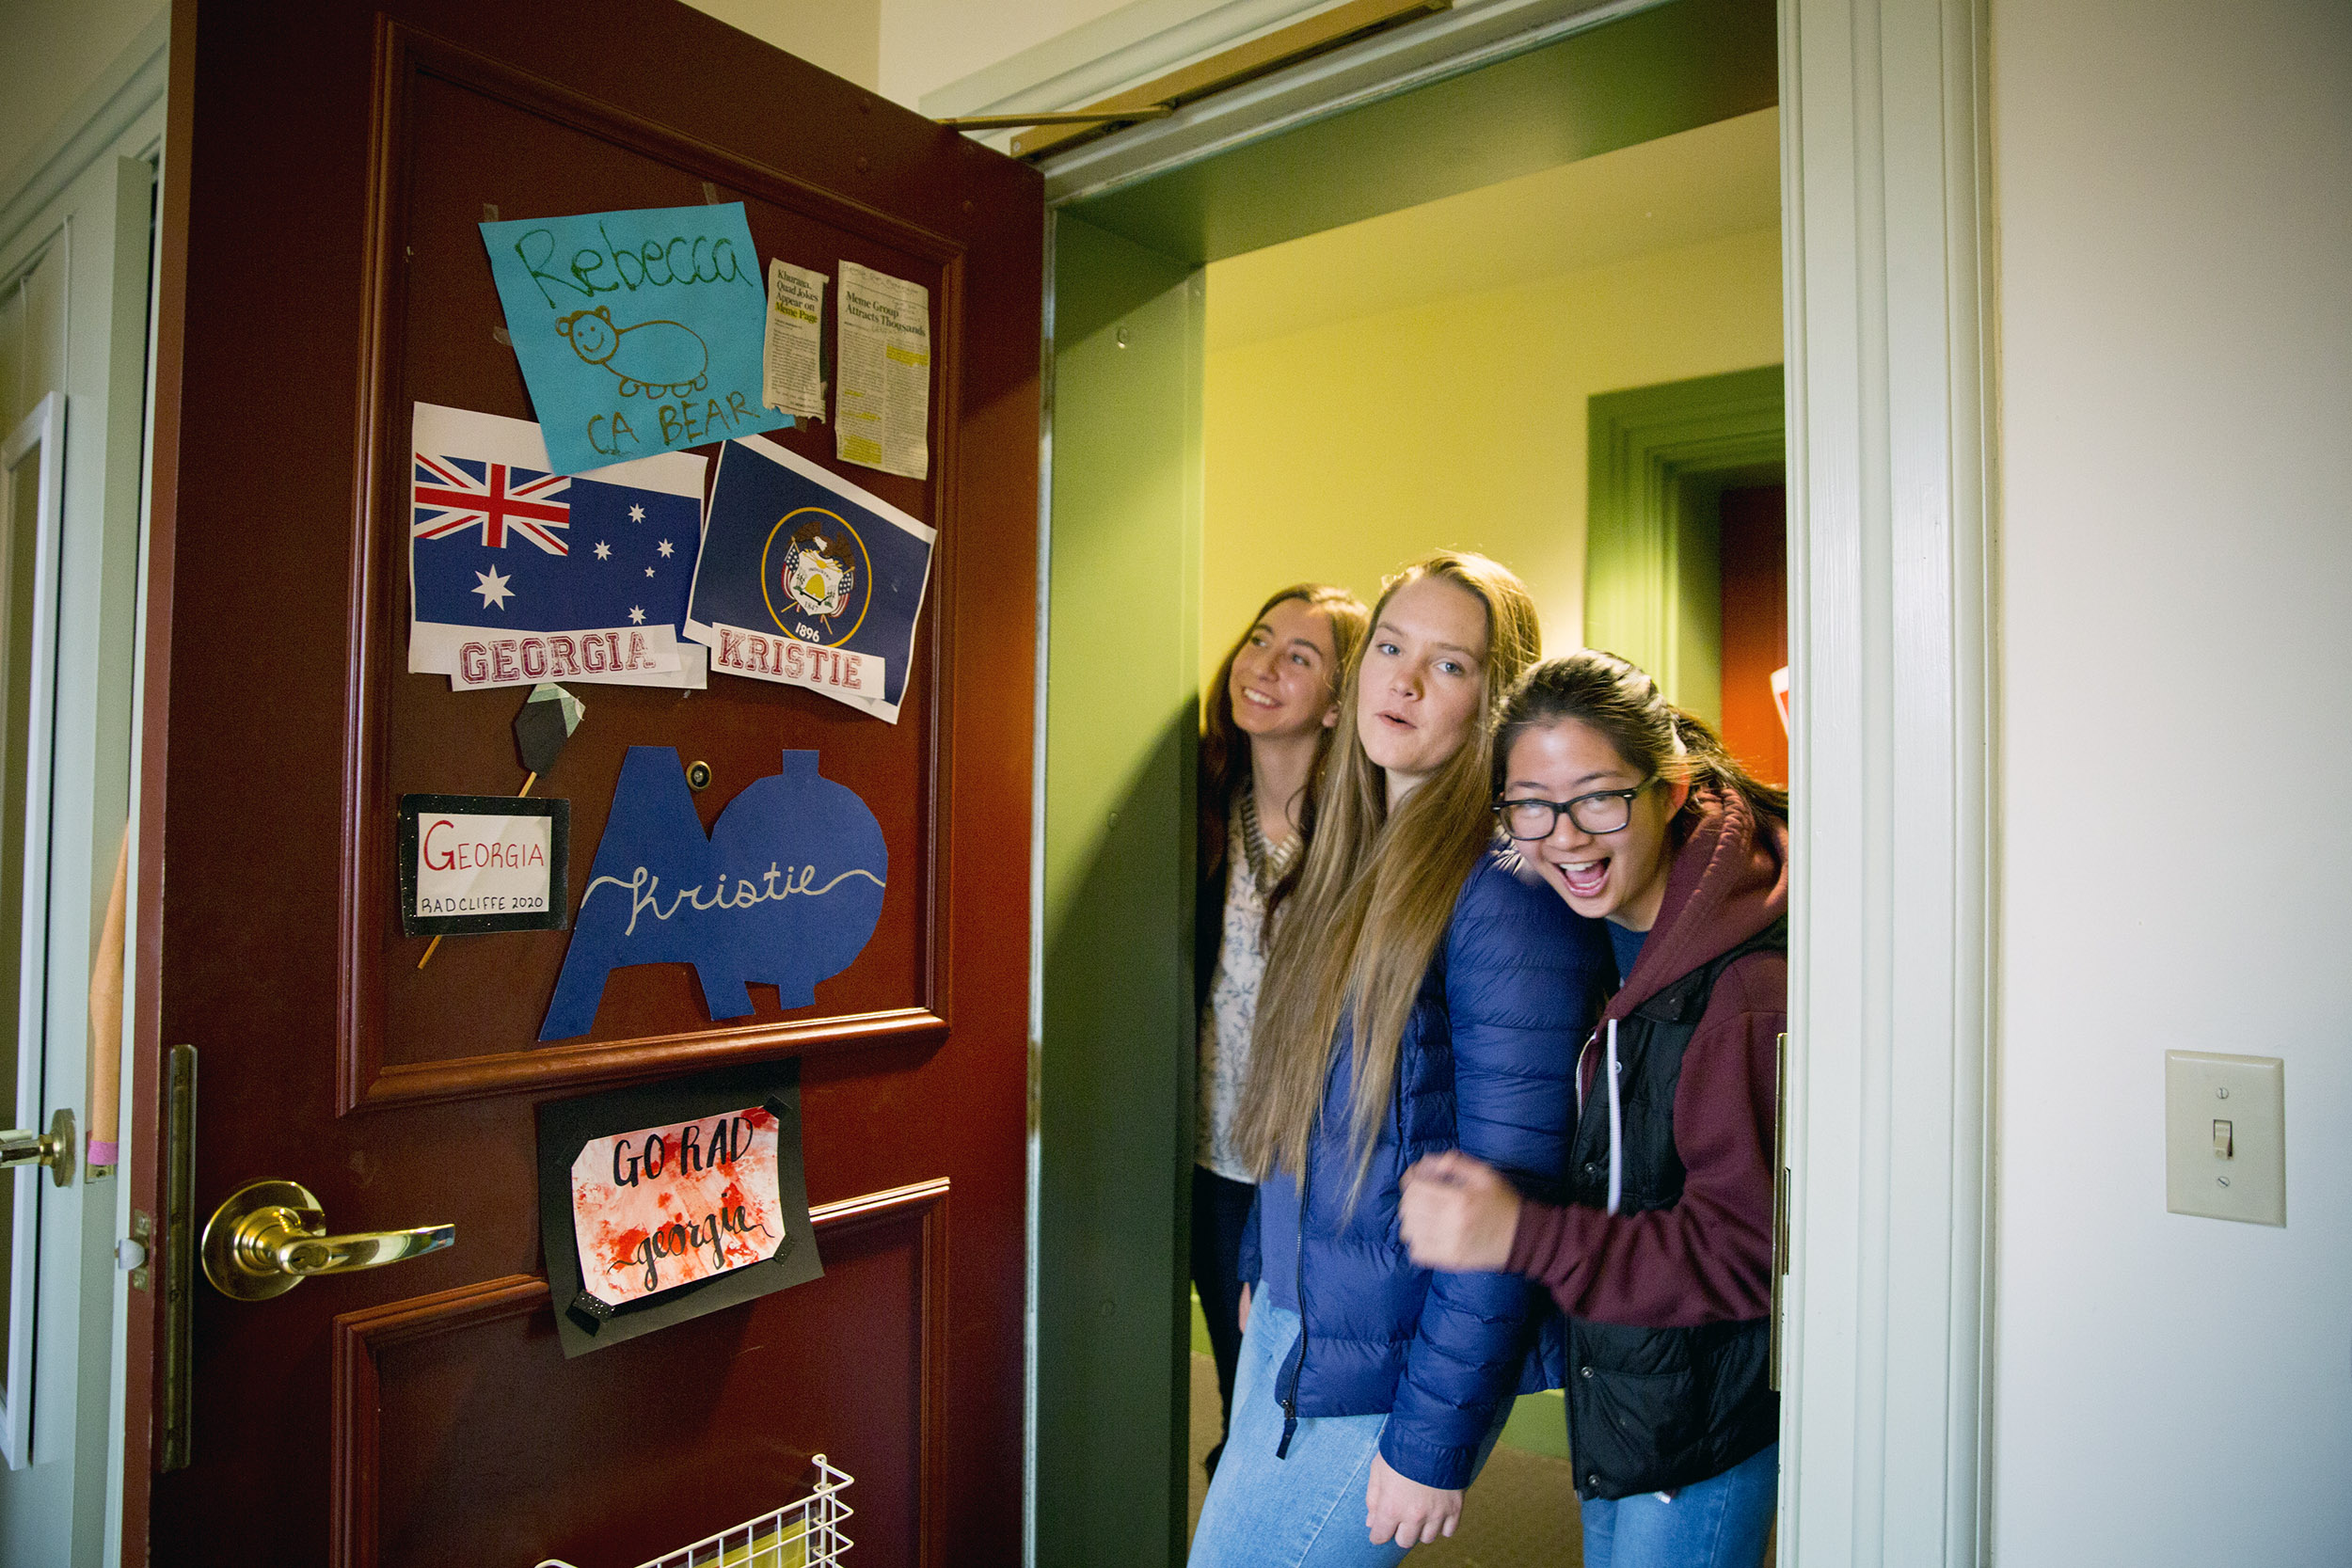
[1717,484,1787,786]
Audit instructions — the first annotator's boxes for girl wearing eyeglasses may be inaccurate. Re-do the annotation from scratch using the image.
[1396,648,1788,1568]
[1188,555,1613,1566]
[1195,582,1370,1477]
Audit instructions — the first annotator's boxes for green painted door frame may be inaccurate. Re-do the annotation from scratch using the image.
[1583,364,1786,725]
[1037,214,1204,1568]
[1032,7,1778,1562]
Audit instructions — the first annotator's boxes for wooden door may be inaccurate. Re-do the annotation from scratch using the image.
[1716,483,1788,786]
[126,5,1040,1563]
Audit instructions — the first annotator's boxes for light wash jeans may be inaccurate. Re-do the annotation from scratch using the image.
[1187,1302,1507,1568]
[1579,1441,1778,1568]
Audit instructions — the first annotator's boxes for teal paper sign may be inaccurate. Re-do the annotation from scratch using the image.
[481,202,790,475]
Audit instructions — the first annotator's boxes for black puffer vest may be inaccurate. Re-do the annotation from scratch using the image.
[1562,916,1785,1500]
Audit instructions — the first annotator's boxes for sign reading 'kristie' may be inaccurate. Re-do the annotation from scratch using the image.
[538,747,887,1039]
[684,433,936,723]
[569,1102,787,1306]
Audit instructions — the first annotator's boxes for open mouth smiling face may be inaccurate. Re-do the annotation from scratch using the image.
[1230,596,1339,739]
[1502,718,1686,931]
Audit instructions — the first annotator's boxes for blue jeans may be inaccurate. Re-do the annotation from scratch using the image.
[1579,1441,1778,1568]
[1188,1302,1507,1568]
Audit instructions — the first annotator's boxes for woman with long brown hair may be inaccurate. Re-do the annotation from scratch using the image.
[1398,648,1788,1568]
[1188,554,1613,1565]
[1194,583,1369,1476]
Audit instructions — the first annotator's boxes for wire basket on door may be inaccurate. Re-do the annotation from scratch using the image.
[536,1453,854,1568]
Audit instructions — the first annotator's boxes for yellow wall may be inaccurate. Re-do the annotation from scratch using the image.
[1200,224,1783,685]
[0,1,161,190]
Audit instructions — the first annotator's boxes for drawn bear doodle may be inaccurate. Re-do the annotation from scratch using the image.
[540,748,887,1040]
[555,306,712,400]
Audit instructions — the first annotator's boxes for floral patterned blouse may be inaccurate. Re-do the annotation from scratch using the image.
[1196,789,1299,1180]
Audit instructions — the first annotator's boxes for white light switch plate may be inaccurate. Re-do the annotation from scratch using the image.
[2165,1051,2285,1226]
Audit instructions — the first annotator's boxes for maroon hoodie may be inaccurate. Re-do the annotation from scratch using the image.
[1505,785,1788,1327]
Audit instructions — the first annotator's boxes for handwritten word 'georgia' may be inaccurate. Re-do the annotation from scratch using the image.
[581,861,886,938]
[514,224,758,310]
[421,819,546,873]
[628,1199,773,1291]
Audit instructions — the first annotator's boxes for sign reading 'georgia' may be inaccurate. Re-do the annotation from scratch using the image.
[538,748,886,1039]
[407,402,710,691]
[395,793,569,938]
[568,1102,787,1307]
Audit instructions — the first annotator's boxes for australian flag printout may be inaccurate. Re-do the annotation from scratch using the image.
[683,433,936,723]
[408,402,709,691]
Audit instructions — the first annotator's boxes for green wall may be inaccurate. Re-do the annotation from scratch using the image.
[1583,364,1784,722]
[1037,214,1203,1568]
[1067,0,1777,266]
[1036,8,1787,1555]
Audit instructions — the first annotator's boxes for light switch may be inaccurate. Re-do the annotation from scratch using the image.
[2166,1051,2284,1226]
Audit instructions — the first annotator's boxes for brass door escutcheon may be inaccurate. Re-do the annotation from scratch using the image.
[0,1108,74,1187]
[200,1179,454,1301]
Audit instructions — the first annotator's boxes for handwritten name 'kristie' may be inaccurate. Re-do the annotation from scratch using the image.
[581,860,884,938]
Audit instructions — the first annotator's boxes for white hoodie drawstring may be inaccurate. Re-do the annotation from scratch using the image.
[1604,1018,1624,1216]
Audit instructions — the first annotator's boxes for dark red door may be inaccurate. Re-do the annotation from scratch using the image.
[1717,483,1788,786]
[126,5,1039,1563]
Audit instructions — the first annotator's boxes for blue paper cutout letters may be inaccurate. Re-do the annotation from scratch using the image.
[541,748,887,1040]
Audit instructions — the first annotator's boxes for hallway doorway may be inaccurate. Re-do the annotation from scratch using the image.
[1031,1,1785,1559]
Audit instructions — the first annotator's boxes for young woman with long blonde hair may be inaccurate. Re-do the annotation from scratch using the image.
[1188,554,1613,1565]
[1194,583,1370,1476]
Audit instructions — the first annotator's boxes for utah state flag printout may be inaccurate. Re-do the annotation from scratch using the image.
[409,403,709,691]
[684,434,936,722]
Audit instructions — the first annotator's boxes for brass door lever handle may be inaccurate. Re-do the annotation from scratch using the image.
[0,1109,74,1186]
[201,1179,454,1301]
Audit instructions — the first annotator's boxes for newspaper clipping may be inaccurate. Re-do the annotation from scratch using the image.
[761,258,829,420]
[834,261,930,481]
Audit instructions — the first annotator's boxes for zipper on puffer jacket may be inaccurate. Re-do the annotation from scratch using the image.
[1277,1138,1311,1459]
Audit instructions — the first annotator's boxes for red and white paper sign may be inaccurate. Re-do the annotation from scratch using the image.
[568,1104,786,1306]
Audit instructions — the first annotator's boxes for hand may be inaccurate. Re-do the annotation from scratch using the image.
[1398,1150,1521,1272]
[1237,1282,1251,1335]
[1365,1451,1463,1545]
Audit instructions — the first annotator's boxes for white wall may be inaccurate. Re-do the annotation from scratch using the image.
[1990,2,2352,1563]
[0,1,875,207]
[680,0,880,90]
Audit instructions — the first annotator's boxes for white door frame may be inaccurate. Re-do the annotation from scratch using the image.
[1777,0,1994,1562]
[0,11,167,1563]
[998,0,1997,1557]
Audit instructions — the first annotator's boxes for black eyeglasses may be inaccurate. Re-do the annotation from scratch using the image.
[1493,778,1656,840]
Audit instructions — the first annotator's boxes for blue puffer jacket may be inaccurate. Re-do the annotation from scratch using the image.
[1237,847,1613,1489]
